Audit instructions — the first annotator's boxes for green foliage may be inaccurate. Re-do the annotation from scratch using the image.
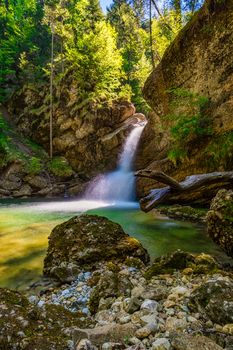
[0,0,49,101]
[165,88,211,164]
[223,200,233,223]
[48,157,73,177]
[25,156,43,175]
[167,148,187,165]
[107,0,151,109]
[203,131,233,169]
[151,9,182,61]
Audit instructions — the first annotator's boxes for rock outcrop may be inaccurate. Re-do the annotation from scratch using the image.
[207,189,233,258]
[43,214,150,281]
[136,0,233,198]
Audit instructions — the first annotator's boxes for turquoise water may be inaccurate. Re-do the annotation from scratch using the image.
[0,198,226,289]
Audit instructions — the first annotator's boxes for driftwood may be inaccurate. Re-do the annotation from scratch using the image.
[135,170,233,212]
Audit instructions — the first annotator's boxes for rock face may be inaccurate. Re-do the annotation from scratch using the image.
[43,214,150,281]
[8,88,137,177]
[136,0,233,197]
[207,189,233,257]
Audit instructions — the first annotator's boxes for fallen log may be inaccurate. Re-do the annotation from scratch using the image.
[135,170,233,212]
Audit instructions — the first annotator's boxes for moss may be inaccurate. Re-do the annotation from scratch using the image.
[145,250,195,280]
[88,287,100,315]
[48,156,73,178]
[106,261,121,273]
[124,257,145,269]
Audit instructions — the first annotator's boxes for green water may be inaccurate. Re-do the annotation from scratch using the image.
[0,199,227,290]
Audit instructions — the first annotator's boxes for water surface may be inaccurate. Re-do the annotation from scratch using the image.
[0,198,227,289]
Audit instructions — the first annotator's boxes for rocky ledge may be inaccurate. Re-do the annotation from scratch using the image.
[1,215,233,350]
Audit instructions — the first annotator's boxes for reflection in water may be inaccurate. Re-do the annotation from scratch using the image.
[0,199,229,290]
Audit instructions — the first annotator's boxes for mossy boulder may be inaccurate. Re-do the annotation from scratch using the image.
[189,279,233,325]
[0,287,90,349]
[144,250,220,279]
[207,189,233,257]
[44,214,150,282]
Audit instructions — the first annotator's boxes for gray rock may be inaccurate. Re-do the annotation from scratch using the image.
[141,299,158,314]
[76,339,96,350]
[189,279,233,325]
[102,342,124,350]
[165,317,187,332]
[13,184,32,197]
[152,338,171,350]
[125,297,142,314]
[171,333,224,350]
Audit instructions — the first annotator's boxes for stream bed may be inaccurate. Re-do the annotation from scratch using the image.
[0,198,228,290]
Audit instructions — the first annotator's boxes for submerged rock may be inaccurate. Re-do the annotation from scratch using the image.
[207,189,233,257]
[44,214,149,282]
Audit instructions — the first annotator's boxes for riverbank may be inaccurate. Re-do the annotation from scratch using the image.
[1,214,233,349]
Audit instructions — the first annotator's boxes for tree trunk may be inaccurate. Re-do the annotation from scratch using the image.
[135,170,233,212]
[149,0,156,69]
[50,23,54,159]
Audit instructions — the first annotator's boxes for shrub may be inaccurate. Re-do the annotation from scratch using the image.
[48,157,73,177]
[165,88,212,164]
[26,156,43,175]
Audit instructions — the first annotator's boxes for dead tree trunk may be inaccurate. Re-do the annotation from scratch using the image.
[135,170,233,212]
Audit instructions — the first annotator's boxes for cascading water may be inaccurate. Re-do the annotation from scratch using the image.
[85,120,146,202]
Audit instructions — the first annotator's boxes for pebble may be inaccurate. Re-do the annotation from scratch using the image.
[141,299,159,314]
[28,295,39,304]
[165,316,187,331]
[222,324,233,335]
[135,326,152,339]
[33,271,93,313]
[37,300,45,307]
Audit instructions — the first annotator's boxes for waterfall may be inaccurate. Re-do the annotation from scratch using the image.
[85,121,146,202]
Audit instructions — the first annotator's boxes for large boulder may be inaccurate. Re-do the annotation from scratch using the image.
[136,0,233,197]
[171,333,224,350]
[207,189,233,257]
[189,278,233,325]
[43,214,150,282]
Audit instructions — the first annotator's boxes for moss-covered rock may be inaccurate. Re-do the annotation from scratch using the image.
[207,189,233,257]
[44,214,150,282]
[144,250,220,280]
[189,279,233,325]
[159,205,207,223]
[0,287,91,349]
[144,250,195,279]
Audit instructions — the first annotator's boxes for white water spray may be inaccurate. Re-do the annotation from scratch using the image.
[85,121,146,202]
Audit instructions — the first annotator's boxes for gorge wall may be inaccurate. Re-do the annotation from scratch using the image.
[2,84,139,197]
[136,0,233,198]
[8,88,136,178]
